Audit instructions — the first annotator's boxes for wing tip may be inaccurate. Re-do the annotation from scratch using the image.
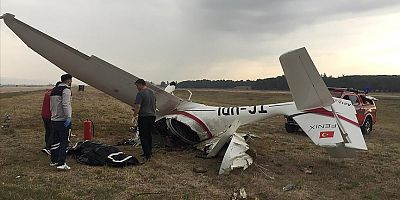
[1,13,15,20]
[279,47,307,61]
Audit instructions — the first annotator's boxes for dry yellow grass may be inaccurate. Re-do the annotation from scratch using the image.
[0,87,399,199]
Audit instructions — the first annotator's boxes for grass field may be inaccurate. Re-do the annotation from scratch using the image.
[0,88,399,199]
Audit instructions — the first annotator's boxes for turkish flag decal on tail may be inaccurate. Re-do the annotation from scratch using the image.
[319,131,334,138]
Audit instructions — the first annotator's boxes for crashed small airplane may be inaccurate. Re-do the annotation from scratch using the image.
[1,13,367,174]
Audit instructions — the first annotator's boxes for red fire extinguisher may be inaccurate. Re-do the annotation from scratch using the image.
[83,119,94,140]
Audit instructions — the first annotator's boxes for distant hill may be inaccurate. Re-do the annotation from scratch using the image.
[0,77,51,85]
[177,75,400,92]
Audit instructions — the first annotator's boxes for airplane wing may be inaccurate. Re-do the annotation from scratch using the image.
[1,13,182,116]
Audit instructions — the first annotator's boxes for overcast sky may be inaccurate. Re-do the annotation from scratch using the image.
[1,0,399,85]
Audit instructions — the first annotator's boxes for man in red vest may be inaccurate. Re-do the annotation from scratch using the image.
[41,81,61,155]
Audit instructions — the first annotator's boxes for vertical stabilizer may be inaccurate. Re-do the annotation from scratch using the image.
[279,47,334,110]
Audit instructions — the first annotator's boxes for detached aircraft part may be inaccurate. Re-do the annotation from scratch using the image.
[219,133,253,174]
[2,13,368,175]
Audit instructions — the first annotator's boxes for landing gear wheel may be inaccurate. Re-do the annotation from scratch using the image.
[361,117,372,135]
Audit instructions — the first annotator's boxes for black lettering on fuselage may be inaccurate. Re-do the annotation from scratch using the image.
[335,99,352,107]
[217,105,268,116]
[222,107,230,115]
[259,105,268,113]
[249,106,257,114]
[308,124,337,132]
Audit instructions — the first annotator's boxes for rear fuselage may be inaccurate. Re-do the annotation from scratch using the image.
[157,101,298,143]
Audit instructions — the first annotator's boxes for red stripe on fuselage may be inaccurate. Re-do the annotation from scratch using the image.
[305,108,359,127]
[337,115,360,127]
[173,111,213,139]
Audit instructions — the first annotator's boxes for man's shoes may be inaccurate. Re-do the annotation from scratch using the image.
[49,162,58,166]
[42,148,51,155]
[56,163,71,170]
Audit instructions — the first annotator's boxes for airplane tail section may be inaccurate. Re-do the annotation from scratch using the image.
[279,48,367,156]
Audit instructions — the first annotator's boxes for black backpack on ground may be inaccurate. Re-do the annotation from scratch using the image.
[69,141,140,167]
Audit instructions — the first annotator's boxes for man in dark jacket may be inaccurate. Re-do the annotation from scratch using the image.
[132,79,156,160]
[49,74,73,170]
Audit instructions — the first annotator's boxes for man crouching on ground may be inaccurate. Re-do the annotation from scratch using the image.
[132,79,156,160]
[49,74,73,170]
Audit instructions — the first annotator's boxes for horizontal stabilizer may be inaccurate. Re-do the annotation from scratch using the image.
[292,98,367,151]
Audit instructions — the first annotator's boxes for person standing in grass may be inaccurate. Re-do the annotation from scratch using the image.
[41,81,61,155]
[132,79,156,160]
[49,74,73,170]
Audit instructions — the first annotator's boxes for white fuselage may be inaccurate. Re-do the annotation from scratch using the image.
[164,101,299,142]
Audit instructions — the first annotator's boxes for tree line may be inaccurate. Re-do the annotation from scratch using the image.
[176,75,400,92]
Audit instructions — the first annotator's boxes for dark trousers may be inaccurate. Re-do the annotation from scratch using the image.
[42,117,52,149]
[138,116,156,158]
[50,121,70,165]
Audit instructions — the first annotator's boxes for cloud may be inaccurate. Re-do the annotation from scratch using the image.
[185,0,400,35]
[1,0,400,84]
